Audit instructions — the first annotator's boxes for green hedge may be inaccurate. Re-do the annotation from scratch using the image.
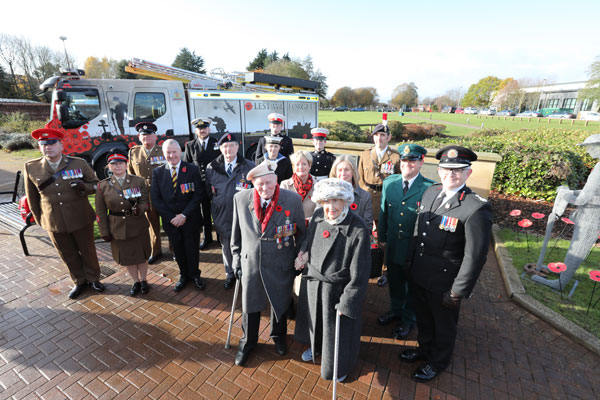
[417,128,594,201]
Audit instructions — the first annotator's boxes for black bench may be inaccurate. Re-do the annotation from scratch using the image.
[0,171,35,256]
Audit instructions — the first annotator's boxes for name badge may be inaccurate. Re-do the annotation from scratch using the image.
[123,187,141,199]
[180,182,195,193]
[380,160,394,174]
[149,156,166,165]
[61,169,83,179]
[439,216,458,232]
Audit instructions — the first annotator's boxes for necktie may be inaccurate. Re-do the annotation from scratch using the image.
[202,141,206,151]
[226,163,233,177]
[431,192,445,211]
[403,180,409,196]
[261,201,267,217]
[171,167,177,191]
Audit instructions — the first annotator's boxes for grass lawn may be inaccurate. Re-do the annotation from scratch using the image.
[496,227,600,338]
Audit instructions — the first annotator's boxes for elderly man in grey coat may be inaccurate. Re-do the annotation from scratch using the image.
[231,161,306,367]
[205,133,255,289]
[294,178,371,382]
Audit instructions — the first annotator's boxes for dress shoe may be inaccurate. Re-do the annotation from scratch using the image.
[377,311,401,326]
[140,280,149,294]
[412,364,438,382]
[274,341,287,356]
[400,349,427,363]
[301,348,313,362]
[68,284,85,299]
[199,238,213,250]
[392,322,414,340]
[90,281,105,292]
[235,348,251,367]
[377,274,388,287]
[148,254,162,264]
[224,276,235,290]
[130,282,141,296]
[337,375,347,382]
[194,276,206,290]
[173,279,187,292]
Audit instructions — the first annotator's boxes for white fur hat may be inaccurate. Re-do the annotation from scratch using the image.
[312,178,354,204]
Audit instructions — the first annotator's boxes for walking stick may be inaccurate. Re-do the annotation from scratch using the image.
[225,278,240,349]
[332,311,341,400]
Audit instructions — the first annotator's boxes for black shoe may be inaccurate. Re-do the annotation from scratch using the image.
[173,279,187,292]
[377,311,401,326]
[199,238,213,250]
[235,348,251,367]
[68,284,85,299]
[148,254,162,264]
[224,277,235,290]
[140,280,149,294]
[412,364,438,382]
[400,349,427,363]
[130,282,141,296]
[274,341,287,356]
[194,276,206,290]
[90,281,105,292]
[392,322,414,340]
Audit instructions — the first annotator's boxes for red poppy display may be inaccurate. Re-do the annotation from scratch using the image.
[531,212,546,219]
[589,270,600,282]
[323,230,330,238]
[509,209,521,217]
[518,219,533,228]
[350,203,357,210]
[276,205,283,212]
[547,262,567,273]
[561,217,574,225]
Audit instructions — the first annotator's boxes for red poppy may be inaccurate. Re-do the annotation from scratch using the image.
[276,205,283,212]
[371,243,378,249]
[350,203,357,210]
[531,212,546,220]
[182,167,187,173]
[323,230,330,238]
[547,262,567,273]
[518,219,533,228]
[509,209,521,217]
[561,217,574,225]
[589,270,600,282]
[284,209,290,216]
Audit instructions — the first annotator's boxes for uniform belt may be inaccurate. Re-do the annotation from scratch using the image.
[366,183,383,191]
[109,210,133,217]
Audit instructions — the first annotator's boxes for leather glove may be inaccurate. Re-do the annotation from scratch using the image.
[442,290,461,310]
[71,180,86,193]
[101,235,112,242]
[234,269,242,280]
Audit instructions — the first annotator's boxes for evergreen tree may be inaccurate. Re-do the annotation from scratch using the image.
[172,48,206,74]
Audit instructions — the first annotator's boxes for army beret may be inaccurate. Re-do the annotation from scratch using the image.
[311,127,329,139]
[106,148,128,164]
[31,128,63,144]
[247,160,277,181]
[264,136,283,145]
[268,113,285,124]
[398,143,427,160]
[217,133,237,146]
[191,117,212,129]
[436,145,477,168]
[135,122,158,134]
[371,124,389,136]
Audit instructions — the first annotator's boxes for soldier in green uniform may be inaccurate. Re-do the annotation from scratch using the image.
[378,144,434,339]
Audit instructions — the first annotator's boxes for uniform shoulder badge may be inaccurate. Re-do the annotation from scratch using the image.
[474,194,488,202]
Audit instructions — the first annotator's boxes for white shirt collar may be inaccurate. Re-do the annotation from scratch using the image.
[226,157,238,170]
[403,173,420,190]
[169,161,181,173]
[439,184,466,204]
[260,197,272,207]
[376,146,388,160]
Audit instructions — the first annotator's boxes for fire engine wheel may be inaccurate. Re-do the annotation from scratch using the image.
[94,157,109,180]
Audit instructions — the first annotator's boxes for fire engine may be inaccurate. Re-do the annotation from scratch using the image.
[39,58,320,178]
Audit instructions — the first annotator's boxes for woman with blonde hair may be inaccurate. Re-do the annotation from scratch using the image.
[281,150,317,219]
[330,155,373,229]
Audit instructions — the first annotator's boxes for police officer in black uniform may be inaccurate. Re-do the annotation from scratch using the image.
[184,117,221,249]
[399,145,493,382]
[254,113,294,162]
[309,127,336,181]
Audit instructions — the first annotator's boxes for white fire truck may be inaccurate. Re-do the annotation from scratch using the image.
[39,58,320,177]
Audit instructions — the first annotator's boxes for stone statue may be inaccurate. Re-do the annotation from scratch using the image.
[532,134,600,290]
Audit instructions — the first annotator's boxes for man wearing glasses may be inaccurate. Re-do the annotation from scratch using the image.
[399,145,492,382]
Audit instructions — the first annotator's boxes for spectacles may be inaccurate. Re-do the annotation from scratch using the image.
[439,167,467,176]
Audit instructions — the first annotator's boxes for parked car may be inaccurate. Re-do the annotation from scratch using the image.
[332,106,348,112]
[350,107,365,111]
[455,108,464,114]
[497,110,516,116]
[464,107,478,114]
[441,106,456,113]
[579,112,600,121]
[548,111,575,119]
[479,108,496,115]
[517,110,543,118]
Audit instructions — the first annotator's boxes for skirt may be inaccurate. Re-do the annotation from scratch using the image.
[110,229,151,266]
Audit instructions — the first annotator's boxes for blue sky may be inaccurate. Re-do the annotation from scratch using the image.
[3,0,599,101]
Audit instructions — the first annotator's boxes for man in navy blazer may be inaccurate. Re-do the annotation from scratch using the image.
[151,139,206,291]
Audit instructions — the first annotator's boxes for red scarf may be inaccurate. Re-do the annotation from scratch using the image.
[292,173,313,202]
[253,185,280,232]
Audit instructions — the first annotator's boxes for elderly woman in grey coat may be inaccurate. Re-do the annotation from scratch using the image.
[293,178,371,382]
[330,155,373,230]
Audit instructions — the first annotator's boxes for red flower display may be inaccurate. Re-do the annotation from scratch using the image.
[350,203,357,210]
[276,205,283,212]
[531,212,546,220]
[323,230,330,238]
[518,219,533,228]
[547,262,567,273]
[561,217,574,225]
[509,209,521,217]
[589,270,600,282]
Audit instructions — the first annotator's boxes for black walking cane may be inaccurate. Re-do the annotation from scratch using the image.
[225,279,240,349]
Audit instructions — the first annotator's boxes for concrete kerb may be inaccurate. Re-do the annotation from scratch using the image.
[492,224,600,357]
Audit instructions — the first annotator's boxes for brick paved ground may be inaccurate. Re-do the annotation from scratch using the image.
[1,222,599,399]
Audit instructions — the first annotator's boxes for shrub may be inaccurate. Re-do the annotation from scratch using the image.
[0,112,46,134]
[417,128,594,201]
[320,121,369,143]
[0,132,37,151]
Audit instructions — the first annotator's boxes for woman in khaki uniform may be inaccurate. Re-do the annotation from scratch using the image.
[96,149,151,296]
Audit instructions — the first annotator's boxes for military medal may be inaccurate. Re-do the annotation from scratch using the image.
[150,156,166,165]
